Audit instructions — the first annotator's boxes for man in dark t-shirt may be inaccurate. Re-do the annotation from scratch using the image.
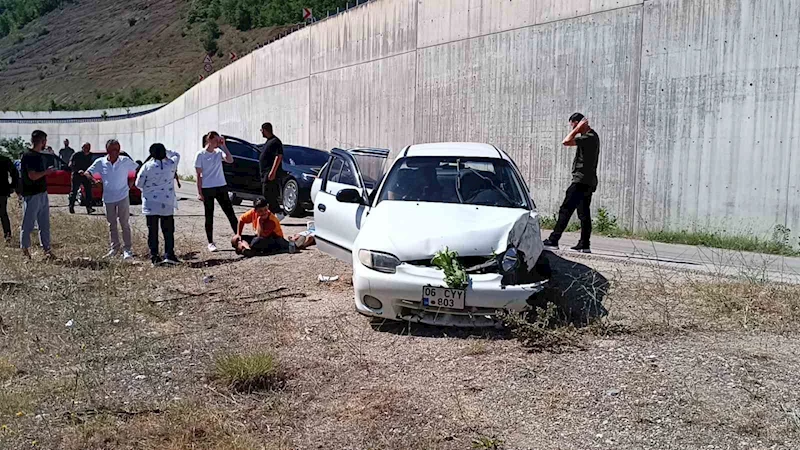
[68,142,96,214]
[543,113,600,253]
[20,130,55,258]
[258,122,285,215]
[59,139,75,164]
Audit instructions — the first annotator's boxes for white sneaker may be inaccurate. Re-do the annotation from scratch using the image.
[207,243,218,252]
[122,250,135,260]
[104,250,119,259]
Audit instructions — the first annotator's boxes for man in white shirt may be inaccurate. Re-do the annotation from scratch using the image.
[135,143,181,266]
[85,139,139,260]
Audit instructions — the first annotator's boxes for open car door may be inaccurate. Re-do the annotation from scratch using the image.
[314,147,389,262]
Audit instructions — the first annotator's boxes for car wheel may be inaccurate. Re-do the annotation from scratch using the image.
[228,191,242,206]
[282,179,302,217]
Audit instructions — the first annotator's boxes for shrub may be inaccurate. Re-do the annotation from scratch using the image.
[214,352,283,392]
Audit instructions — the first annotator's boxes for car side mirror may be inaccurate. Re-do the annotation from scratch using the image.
[336,188,364,204]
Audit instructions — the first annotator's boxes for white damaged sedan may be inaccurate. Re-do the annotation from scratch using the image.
[312,143,549,327]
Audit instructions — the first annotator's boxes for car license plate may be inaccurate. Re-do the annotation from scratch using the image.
[422,286,466,310]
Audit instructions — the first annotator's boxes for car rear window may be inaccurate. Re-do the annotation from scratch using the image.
[284,146,329,167]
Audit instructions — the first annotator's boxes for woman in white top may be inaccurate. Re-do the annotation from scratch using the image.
[195,131,238,252]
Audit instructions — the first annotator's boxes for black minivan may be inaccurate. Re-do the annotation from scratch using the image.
[222,135,328,216]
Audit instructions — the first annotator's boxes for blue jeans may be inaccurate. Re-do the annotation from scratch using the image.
[21,192,50,250]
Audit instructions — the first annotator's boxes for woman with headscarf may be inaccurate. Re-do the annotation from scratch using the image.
[135,143,181,266]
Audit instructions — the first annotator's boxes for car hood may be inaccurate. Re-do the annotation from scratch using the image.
[356,201,537,261]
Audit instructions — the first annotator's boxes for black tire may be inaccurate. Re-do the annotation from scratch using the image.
[282,178,303,217]
[228,191,242,206]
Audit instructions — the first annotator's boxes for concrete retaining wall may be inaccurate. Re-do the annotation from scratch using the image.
[2,0,799,237]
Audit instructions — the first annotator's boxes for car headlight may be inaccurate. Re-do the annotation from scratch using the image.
[501,247,519,273]
[358,250,401,274]
[301,173,316,181]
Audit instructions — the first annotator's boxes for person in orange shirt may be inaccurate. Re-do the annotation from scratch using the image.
[231,198,296,257]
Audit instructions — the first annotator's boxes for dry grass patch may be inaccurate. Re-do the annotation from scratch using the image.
[499,302,584,352]
[0,358,16,381]
[691,280,800,331]
[214,352,284,392]
[63,402,273,450]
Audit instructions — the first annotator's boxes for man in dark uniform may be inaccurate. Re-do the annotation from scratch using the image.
[543,113,600,253]
[68,142,96,214]
[258,122,285,215]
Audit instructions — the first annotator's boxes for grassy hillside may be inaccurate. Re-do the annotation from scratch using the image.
[0,0,297,111]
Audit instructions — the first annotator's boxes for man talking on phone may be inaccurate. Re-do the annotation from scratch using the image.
[543,113,600,253]
[20,130,55,259]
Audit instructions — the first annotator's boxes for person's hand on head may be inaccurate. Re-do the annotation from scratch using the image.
[578,118,590,133]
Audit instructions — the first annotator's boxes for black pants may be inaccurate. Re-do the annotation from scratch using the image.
[146,215,175,260]
[0,195,10,239]
[201,186,238,243]
[549,182,594,245]
[261,179,283,214]
[235,234,290,255]
[69,173,94,210]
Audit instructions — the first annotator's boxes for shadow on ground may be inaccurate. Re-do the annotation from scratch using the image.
[371,252,609,338]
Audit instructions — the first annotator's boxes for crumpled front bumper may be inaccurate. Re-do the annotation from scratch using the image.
[353,261,547,327]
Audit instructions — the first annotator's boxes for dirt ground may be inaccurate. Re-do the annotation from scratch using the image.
[1,194,799,450]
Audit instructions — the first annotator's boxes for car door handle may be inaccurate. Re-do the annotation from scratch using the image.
[318,203,326,212]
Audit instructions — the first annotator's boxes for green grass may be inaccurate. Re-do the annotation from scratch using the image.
[178,174,196,182]
[214,352,282,392]
[641,229,800,257]
[539,209,800,257]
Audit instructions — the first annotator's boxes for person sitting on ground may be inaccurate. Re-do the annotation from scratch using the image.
[231,198,296,257]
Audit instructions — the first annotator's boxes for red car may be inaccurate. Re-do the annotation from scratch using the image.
[37,152,142,205]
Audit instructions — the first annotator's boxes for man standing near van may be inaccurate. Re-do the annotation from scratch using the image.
[543,113,599,253]
[259,122,284,215]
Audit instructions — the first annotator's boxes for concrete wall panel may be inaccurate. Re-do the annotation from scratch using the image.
[251,79,310,146]
[220,54,254,102]
[219,94,253,141]
[310,51,416,154]
[252,28,311,89]
[311,0,416,73]
[181,113,200,175]
[417,0,643,48]
[636,0,800,235]
[416,6,643,223]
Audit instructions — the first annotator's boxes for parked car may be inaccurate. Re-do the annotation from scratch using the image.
[14,152,141,205]
[221,135,328,216]
[312,143,549,327]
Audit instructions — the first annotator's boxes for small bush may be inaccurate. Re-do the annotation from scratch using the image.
[128,17,137,26]
[214,352,282,392]
[37,27,50,36]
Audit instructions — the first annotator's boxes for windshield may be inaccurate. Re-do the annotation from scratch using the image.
[285,146,329,167]
[377,156,529,209]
